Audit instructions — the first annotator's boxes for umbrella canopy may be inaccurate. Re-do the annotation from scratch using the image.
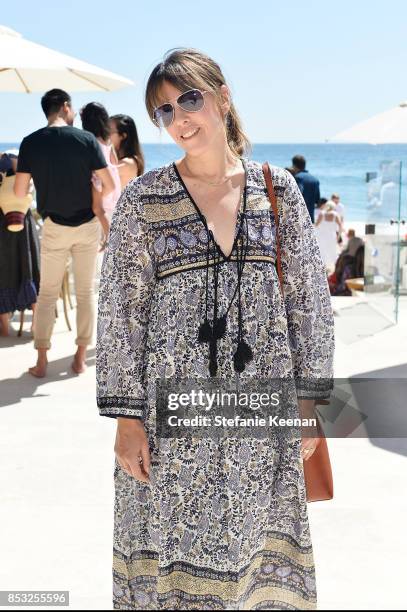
[331,102,407,144]
[0,25,134,92]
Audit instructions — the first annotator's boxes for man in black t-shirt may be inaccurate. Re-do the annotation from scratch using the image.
[15,88,114,378]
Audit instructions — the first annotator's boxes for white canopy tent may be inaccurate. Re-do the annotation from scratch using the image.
[331,102,407,144]
[0,25,133,92]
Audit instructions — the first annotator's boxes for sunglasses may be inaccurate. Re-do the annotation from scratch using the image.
[152,88,207,128]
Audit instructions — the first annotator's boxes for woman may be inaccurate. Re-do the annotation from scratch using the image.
[315,200,343,272]
[80,102,121,241]
[0,152,40,336]
[328,230,365,296]
[109,113,145,188]
[96,48,334,610]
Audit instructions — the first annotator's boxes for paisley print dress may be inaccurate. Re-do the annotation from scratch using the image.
[96,159,335,610]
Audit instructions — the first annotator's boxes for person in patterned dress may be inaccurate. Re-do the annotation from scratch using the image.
[96,48,335,610]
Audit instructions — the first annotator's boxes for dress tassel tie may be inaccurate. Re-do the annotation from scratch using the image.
[198,196,252,376]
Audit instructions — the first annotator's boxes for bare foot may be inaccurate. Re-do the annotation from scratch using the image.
[71,355,87,374]
[28,361,48,378]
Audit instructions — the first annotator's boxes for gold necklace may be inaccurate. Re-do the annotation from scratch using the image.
[183,157,241,187]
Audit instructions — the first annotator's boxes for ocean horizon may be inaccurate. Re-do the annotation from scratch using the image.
[2,142,407,223]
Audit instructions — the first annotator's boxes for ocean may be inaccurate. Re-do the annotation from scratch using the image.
[2,142,407,222]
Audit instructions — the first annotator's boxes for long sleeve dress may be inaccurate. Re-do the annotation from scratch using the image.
[96,159,335,610]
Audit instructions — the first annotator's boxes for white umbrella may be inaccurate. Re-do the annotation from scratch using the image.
[331,101,407,144]
[0,25,133,92]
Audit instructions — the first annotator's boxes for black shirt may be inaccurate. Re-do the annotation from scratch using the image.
[17,126,107,226]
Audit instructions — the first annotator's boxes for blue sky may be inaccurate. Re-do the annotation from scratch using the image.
[1,0,407,144]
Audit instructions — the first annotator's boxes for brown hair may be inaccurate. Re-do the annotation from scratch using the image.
[110,113,145,176]
[145,48,251,158]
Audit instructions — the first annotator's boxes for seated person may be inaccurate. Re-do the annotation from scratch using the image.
[341,228,364,258]
[328,241,365,296]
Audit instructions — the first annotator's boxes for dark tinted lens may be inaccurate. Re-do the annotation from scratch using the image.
[153,103,173,128]
[178,89,204,112]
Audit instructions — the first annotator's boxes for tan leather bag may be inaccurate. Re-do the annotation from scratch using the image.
[262,162,334,502]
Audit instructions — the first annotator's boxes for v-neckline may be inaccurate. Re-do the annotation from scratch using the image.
[172,158,247,261]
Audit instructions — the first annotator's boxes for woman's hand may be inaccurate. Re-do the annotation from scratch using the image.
[298,398,321,461]
[301,436,320,461]
[91,183,110,252]
[96,212,110,252]
[99,236,108,253]
[115,418,151,483]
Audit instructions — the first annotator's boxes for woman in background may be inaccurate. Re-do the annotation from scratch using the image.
[80,102,121,248]
[0,152,40,335]
[315,199,343,272]
[109,113,145,188]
